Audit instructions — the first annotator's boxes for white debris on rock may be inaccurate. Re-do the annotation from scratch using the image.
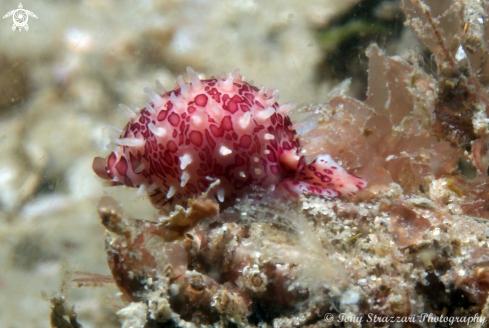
[117,302,148,328]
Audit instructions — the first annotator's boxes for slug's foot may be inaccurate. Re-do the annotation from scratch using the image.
[276,154,367,199]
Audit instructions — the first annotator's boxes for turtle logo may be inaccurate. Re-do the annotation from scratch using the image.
[3,3,38,32]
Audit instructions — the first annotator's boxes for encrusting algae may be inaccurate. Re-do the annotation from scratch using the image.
[60,0,489,327]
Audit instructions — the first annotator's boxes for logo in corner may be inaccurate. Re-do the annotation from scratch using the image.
[3,3,37,32]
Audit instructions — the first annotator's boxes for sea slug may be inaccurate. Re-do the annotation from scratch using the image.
[93,68,367,210]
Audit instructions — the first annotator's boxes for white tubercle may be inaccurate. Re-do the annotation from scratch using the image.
[257,107,275,120]
[254,168,262,175]
[264,89,279,106]
[239,112,252,129]
[148,123,166,137]
[135,163,146,173]
[136,184,147,195]
[231,69,242,82]
[264,133,275,140]
[257,86,266,98]
[155,79,166,94]
[278,102,296,114]
[179,153,192,170]
[143,87,163,104]
[187,67,203,90]
[105,143,118,152]
[264,149,271,154]
[166,185,177,199]
[266,86,275,98]
[109,125,123,134]
[114,137,145,147]
[170,91,181,108]
[147,183,157,192]
[217,189,225,202]
[177,75,189,99]
[177,75,186,86]
[180,83,190,99]
[290,122,301,131]
[239,171,246,178]
[130,104,140,113]
[119,104,137,120]
[219,145,233,156]
[180,171,190,187]
[192,115,202,125]
[219,74,234,92]
[253,156,259,163]
[144,102,154,114]
[270,89,280,103]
